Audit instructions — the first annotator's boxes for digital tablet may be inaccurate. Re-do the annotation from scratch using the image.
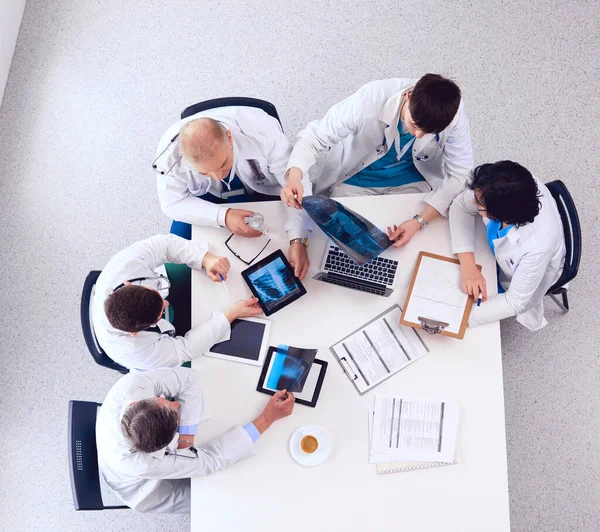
[241,250,307,316]
[257,346,328,408]
[205,317,271,366]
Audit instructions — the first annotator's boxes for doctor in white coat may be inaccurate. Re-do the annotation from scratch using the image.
[155,106,313,279]
[450,161,566,331]
[281,75,473,247]
[92,234,262,371]
[96,366,295,513]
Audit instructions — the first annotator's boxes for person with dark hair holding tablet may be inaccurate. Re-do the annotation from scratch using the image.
[96,366,295,513]
[450,161,566,331]
[92,234,262,371]
[281,74,473,247]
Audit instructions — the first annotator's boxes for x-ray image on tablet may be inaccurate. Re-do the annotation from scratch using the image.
[257,346,328,408]
[242,250,307,316]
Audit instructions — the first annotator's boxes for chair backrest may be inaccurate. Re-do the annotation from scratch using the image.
[180,97,282,129]
[81,271,128,374]
[68,401,113,510]
[546,180,582,292]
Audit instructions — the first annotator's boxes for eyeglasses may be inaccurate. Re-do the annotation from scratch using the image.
[110,275,171,299]
[225,233,271,266]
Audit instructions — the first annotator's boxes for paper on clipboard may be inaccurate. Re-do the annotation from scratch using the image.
[401,252,479,339]
[329,305,429,395]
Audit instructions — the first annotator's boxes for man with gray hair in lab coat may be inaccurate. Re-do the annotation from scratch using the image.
[96,366,295,513]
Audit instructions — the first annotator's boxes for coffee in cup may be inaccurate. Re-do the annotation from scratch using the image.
[300,434,319,454]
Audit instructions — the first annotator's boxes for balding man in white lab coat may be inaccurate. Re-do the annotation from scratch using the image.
[155,106,313,279]
[96,366,295,513]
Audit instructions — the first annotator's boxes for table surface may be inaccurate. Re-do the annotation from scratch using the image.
[190,194,510,532]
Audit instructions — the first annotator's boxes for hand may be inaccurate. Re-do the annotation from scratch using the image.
[177,434,195,450]
[387,219,421,247]
[225,209,263,238]
[262,390,296,423]
[224,297,263,323]
[460,263,487,301]
[202,253,231,282]
[288,243,309,280]
[280,167,304,209]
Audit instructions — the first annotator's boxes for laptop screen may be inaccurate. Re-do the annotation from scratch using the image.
[302,196,392,265]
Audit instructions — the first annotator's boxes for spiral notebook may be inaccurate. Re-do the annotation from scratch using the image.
[369,395,459,475]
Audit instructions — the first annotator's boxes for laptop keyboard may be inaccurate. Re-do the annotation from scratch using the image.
[323,245,398,287]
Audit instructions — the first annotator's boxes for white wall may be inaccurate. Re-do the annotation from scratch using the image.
[0,0,27,106]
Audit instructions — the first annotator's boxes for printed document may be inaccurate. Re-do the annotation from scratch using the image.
[403,255,468,335]
[330,306,428,394]
[370,395,459,464]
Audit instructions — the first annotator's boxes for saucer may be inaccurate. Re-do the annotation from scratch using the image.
[289,425,332,467]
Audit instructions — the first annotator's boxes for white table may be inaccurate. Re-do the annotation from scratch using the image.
[191,194,510,532]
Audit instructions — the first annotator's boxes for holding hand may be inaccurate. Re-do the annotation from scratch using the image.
[280,167,304,209]
[202,253,231,282]
[262,390,296,423]
[225,209,263,238]
[225,297,263,323]
[387,218,421,247]
[460,263,487,301]
[288,242,310,280]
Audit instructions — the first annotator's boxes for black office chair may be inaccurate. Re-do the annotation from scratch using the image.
[180,97,282,129]
[81,271,129,374]
[545,180,582,312]
[68,400,128,510]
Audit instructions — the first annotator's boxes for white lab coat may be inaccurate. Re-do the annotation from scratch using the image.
[155,106,313,239]
[96,367,254,513]
[450,179,566,331]
[92,234,231,370]
[286,78,473,216]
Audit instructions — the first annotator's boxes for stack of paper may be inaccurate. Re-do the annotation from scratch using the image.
[368,394,460,474]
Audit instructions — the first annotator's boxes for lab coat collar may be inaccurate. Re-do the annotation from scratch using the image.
[229,128,263,160]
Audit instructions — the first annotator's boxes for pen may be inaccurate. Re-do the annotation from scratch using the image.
[477,290,482,307]
[217,273,232,302]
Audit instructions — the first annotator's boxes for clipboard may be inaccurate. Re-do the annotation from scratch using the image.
[330,305,429,395]
[400,252,482,340]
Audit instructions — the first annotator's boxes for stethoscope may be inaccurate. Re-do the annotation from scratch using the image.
[152,133,182,176]
[165,447,199,459]
[110,274,171,298]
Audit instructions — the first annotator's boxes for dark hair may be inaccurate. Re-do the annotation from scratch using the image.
[121,398,179,453]
[104,285,164,333]
[409,74,462,134]
[467,161,541,227]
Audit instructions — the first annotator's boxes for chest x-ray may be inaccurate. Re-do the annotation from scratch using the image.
[302,195,392,265]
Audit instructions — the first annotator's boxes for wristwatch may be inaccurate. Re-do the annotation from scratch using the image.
[412,214,428,229]
[290,237,309,248]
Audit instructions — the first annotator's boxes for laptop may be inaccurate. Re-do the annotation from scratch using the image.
[313,241,399,297]
[302,195,400,297]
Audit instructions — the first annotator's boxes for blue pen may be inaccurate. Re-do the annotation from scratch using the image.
[477,290,482,307]
[217,273,232,302]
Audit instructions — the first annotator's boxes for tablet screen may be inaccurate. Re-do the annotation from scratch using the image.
[210,319,267,361]
[243,251,306,315]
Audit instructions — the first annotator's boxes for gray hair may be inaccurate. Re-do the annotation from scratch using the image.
[121,398,179,453]
[179,117,228,163]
